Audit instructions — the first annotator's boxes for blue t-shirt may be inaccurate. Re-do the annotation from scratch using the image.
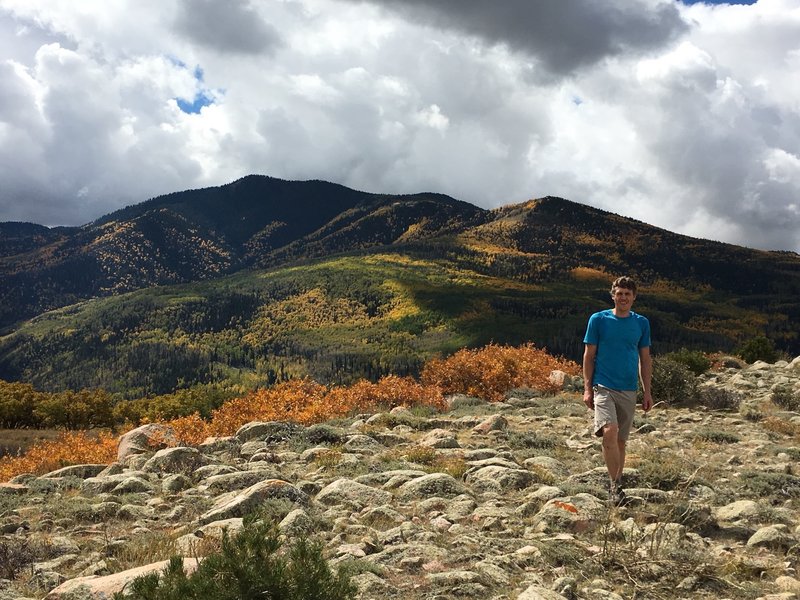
[583,309,651,391]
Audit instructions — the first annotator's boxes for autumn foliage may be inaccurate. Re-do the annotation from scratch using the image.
[0,431,118,481]
[421,342,579,402]
[0,344,577,480]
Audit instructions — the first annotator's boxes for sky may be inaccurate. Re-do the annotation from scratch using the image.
[0,0,798,253]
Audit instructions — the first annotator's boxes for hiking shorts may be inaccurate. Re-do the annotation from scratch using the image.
[593,385,637,441]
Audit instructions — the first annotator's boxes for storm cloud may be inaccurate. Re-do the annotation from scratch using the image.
[0,0,798,251]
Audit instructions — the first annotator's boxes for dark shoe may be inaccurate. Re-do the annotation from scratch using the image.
[609,481,628,507]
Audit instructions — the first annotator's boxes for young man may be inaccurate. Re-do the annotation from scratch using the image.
[583,276,653,507]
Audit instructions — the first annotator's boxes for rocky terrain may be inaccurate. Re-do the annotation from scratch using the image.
[1,357,800,600]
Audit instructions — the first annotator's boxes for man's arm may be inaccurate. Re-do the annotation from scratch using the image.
[639,346,653,412]
[583,344,597,409]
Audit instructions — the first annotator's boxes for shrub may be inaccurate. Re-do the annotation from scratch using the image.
[114,519,355,600]
[698,387,742,411]
[634,448,687,491]
[695,429,740,444]
[303,424,344,445]
[421,343,579,402]
[771,387,800,412]
[736,336,778,364]
[0,431,118,481]
[665,348,711,376]
[0,537,53,580]
[739,471,800,499]
[508,431,559,450]
[648,357,697,406]
[762,417,800,437]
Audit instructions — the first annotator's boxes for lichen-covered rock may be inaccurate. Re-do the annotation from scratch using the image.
[465,465,536,493]
[747,524,797,550]
[143,446,206,475]
[199,479,307,524]
[316,478,392,509]
[396,473,467,501]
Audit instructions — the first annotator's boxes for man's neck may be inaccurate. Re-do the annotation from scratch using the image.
[613,308,631,318]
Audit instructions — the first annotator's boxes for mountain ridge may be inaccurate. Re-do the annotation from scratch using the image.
[2,175,799,396]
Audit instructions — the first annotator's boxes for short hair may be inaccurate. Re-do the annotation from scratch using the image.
[610,276,637,296]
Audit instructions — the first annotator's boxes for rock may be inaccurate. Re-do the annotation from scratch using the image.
[279,509,313,536]
[529,494,606,533]
[473,415,508,434]
[775,576,800,593]
[419,429,460,448]
[200,470,277,494]
[40,465,107,480]
[715,499,760,521]
[117,424,177,462]
[45,558,200,599]
[0,483,28,495]
[465,465,536,493]
[143,446,206,475]
[396,473,468,501]
[199,479,307,524]
[316,478,392,510]
[235,421,303,443]
[343,434,384,454]
[747,524,797,550]
[162,474,192,493]
[517,583,569,599]
[175,519,244,554]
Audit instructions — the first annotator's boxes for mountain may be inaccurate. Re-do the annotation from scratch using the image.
[1,176,799,397]
[0,175,486,332]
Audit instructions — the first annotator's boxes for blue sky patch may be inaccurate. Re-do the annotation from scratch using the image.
[175,62,218,114]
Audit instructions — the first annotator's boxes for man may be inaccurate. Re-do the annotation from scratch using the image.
[583,276,653,507]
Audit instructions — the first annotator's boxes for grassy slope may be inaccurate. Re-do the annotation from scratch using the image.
[0,245,770,398]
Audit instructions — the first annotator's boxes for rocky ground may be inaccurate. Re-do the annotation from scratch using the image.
[1,357,799,600]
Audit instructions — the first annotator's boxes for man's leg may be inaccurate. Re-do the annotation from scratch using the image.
[601,423,622,481]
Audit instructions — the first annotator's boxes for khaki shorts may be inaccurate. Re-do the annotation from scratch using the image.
[593,385,637,441]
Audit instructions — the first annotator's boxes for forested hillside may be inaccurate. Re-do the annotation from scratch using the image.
[1,178,799,397]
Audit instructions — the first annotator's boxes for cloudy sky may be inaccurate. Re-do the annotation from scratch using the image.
[1,0,798,252]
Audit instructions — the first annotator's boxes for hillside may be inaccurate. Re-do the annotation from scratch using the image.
[1,177,800,397]
[1,359,799,599]
[0,175,486,332]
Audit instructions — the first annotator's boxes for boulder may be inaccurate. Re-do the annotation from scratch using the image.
[199,479,307,524]
[45,558,200,599]
[117,424,177,462]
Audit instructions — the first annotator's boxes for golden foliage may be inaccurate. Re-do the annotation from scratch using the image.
[0,343,576,480]
[0,431,118,481]
[421,342,579,402]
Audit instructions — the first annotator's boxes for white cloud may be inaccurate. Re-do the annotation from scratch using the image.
[0,0,797,252]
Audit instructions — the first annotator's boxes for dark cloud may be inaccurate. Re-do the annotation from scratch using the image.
[338,0,688,76]
[174,0,283,55]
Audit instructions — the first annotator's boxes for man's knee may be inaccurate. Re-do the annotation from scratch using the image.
[602,423,619,444]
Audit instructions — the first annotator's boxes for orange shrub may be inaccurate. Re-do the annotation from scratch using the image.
[305,375,444,423]
[207,379,329,436]
[421,342,579,402]
[168,413,212,446]
[0,431,118,481]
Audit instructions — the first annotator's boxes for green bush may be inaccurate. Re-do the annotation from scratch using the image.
[648,357,697,406]
[114,518,355,600]
[771,387,800,412]
[665,348,711,376]
[695,429,740,444]
[735,336,778,364]
[699,387,742,411]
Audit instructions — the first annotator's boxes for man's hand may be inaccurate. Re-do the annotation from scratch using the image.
[641,391,653,412]
[583,389,594,410]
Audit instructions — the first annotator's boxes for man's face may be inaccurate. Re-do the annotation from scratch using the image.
[611,286,636,312]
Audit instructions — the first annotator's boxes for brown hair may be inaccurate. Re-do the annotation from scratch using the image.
[610,276,637,296]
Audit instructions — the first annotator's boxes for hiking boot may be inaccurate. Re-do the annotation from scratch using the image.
[609,480,627,507]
